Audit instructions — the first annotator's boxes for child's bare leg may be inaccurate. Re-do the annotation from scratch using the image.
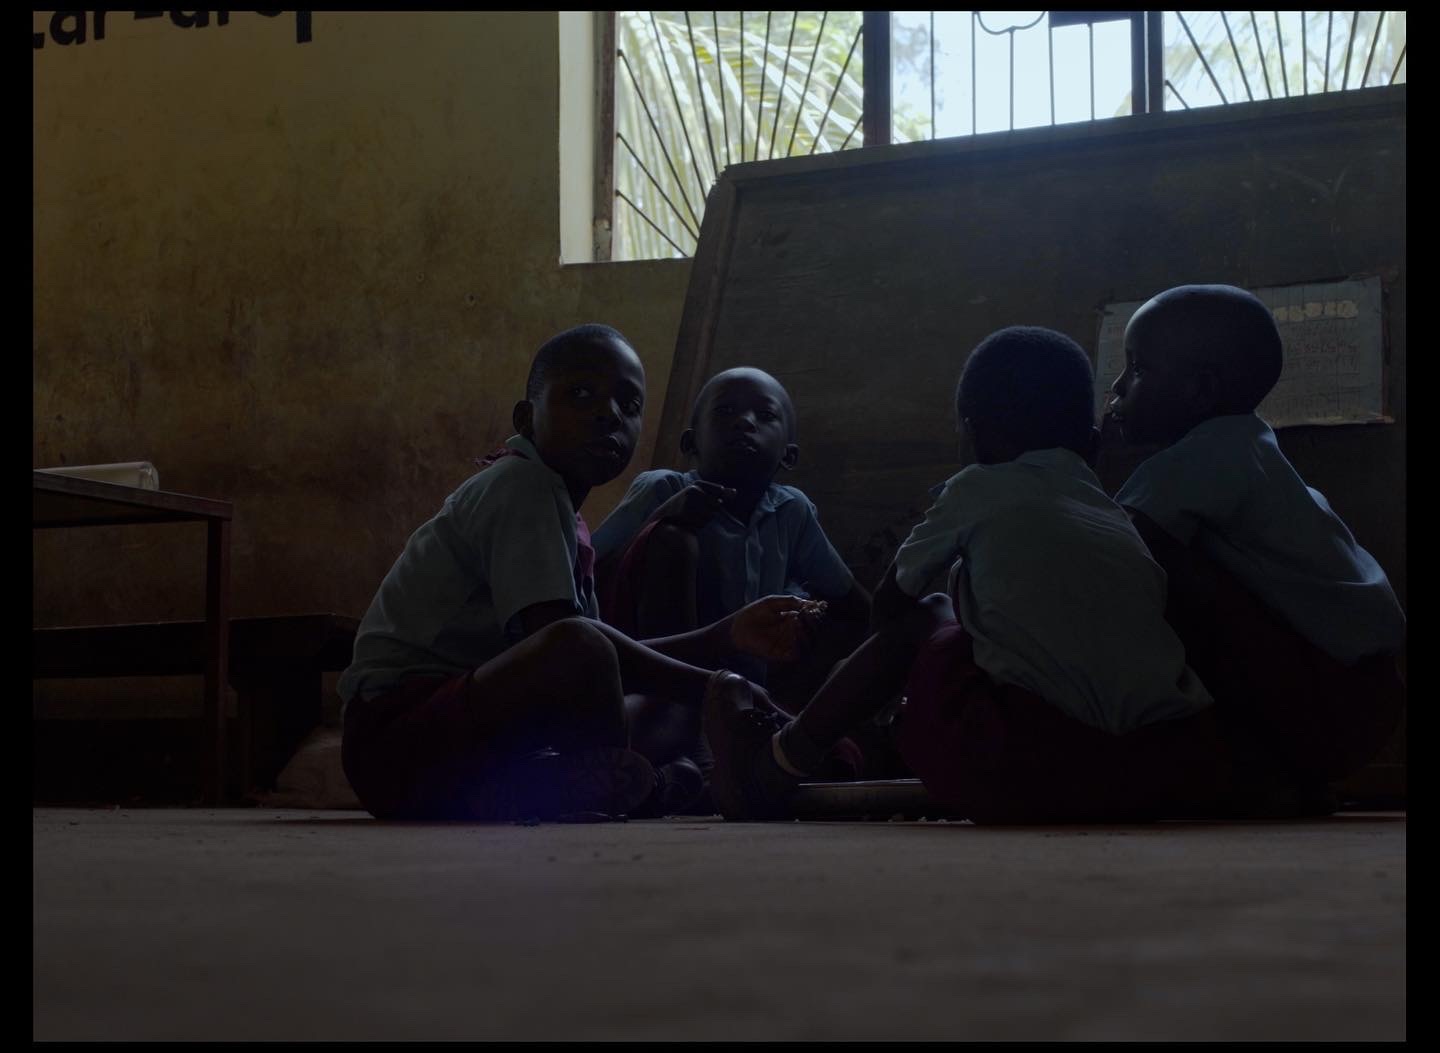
[612,530,711,791]
[594,617,725,800]
[634,523,700,638]
[587,617,725,704]
[704,595,955,820]
[488,618,755,818]
[590,618,744,813]
[475,614,735,740]
[344,618,646,820]
[466,617,630,754]
[778,594,956,773]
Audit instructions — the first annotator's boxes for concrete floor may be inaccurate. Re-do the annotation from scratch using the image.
[33,807,1405,1041]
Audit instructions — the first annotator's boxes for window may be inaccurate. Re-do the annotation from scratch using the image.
[610,11,868,261]
[1159,11,1404,111]
[586,11,1406,263]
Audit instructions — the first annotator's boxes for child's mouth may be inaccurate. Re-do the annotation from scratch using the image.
[588,437,626,460]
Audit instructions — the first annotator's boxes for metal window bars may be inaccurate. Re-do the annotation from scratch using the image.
[1164,11,1404,112]
[613,11,868,261]
[607,11,1406,262]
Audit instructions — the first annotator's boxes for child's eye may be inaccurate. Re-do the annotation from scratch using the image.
[714,404,735,416]
[759,411,779,423]
[625,399,643,415]
[571,385,594,399]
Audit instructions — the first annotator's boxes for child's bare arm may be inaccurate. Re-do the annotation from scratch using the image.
[590,617,786,716]
[791,580,871,667]
[515,596,771,671]
[513,600,782,714]
[649,479,736,530]
[640,595,816,667]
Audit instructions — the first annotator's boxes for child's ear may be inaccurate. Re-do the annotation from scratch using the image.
[513,400,535,438]
[780,443,800,471]
[679,429,698,457]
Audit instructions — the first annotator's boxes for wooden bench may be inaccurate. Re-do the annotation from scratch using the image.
[33,614,358,801]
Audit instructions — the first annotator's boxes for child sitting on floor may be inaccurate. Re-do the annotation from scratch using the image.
[703,326,1240,824]
[594,366,869,668]
[1107,284,1405,795]
[338,325,811,822]
[593,366,874,782]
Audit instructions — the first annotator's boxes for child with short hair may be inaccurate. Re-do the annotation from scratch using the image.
[593,367,874,783]
[594,366,869,666]
[1107,284,1405,792]
[704,327,1232,824]
[339,325,809,821]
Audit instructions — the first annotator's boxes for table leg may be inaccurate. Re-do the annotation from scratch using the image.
[204,518,232,805]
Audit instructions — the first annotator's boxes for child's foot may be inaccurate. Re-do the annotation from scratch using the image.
[468,746,656,822]
[629,755,706,818]
[702,670,800,821]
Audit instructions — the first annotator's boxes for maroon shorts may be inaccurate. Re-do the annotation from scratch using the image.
[1153,538,1405,784]
[895,625,1235,823]
[342,672,500,820]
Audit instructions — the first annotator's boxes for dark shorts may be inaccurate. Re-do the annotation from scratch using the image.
[895,624,1235,823]
[1155,540,1405,784]
[342,672,498,820]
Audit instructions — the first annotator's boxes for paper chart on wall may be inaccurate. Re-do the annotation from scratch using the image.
[1093,276,1390,429]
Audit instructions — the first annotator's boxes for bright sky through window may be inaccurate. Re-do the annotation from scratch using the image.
[890,11,1134,141]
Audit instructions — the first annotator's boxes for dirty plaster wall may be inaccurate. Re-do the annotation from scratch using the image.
[33,11,691,626]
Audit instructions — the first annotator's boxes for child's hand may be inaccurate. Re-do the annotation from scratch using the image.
[652,480,737,530]
[729,595,827,661]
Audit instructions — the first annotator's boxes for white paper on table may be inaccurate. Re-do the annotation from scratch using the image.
[35,461,160,490]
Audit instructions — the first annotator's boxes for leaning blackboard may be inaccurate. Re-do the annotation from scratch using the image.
[652,87,1406,596]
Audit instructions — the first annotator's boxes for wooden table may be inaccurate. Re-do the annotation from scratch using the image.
[33,471,234,805]
[34,614,359,797]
